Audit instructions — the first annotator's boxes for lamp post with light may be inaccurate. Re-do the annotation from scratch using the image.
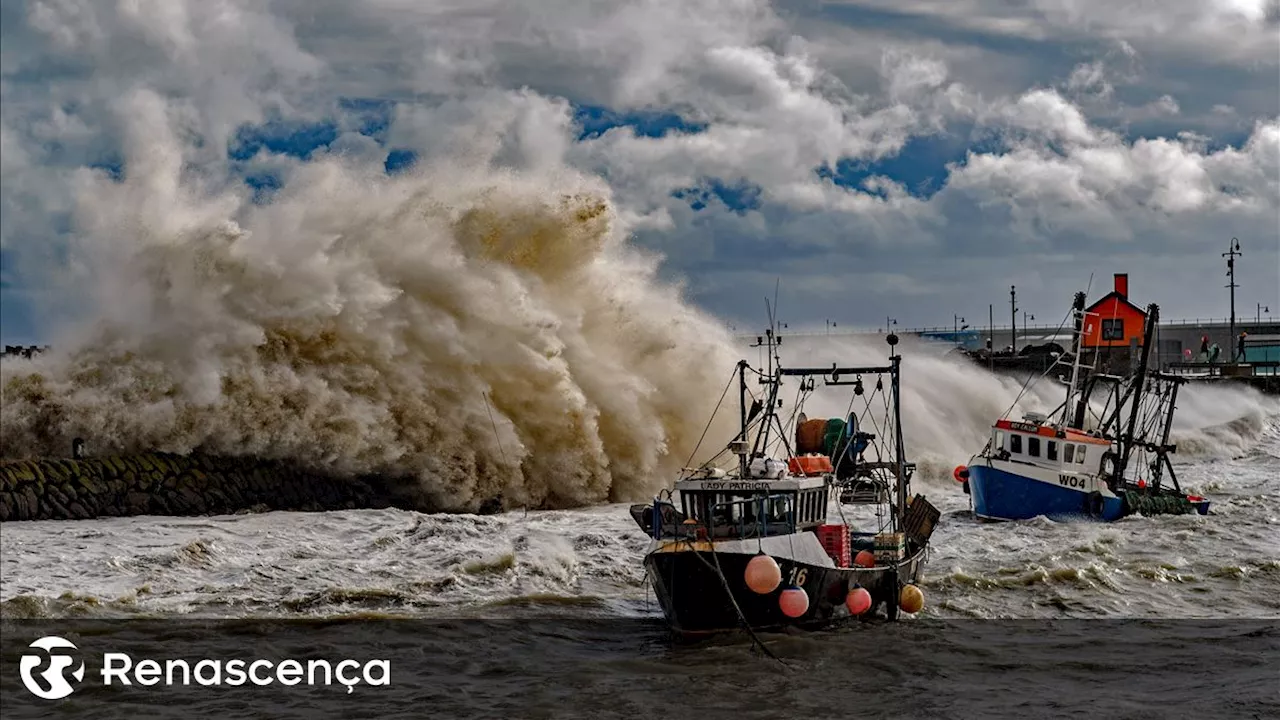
[1224,238,1241,352]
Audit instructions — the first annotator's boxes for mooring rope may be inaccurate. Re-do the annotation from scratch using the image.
[681,537,791,669]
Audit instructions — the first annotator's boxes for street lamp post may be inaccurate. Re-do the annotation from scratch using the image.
[1224,238,1241,355]
[1257,303,1270,323]
[954,315,965,333]
[1010,285,1018,353]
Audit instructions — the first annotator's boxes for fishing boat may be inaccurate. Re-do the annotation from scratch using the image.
[630,327,940,636]
[955,294,1211,522]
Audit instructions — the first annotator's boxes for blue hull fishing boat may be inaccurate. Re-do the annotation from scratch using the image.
[956,294,1211,522]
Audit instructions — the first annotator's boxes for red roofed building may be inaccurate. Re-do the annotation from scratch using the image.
[1082,273,1147,349]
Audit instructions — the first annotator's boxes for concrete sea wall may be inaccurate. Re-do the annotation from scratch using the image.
[0,453,423,522]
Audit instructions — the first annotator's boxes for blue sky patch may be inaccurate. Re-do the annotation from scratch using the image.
[243,172,283,204]
[338,97,395,141]
[384,149,417,174]
[88,158,125,181]
[816,127,987,200]
[573,104,706,140]
[672,178,763,214]
[228,120,340,162]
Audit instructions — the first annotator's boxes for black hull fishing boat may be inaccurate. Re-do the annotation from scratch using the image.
[631,327,940,636]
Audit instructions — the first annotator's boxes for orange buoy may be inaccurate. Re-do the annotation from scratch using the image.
[779,586,809,618]
[744,554,782,594]
[845,587,872,615]
[953,465,968,483]
[854,550,876,568]
[899,584,924,614]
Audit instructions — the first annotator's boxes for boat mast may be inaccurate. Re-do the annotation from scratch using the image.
[738,359,749,479]
[1151,372,1182,492]
[1117,303,1159,482]
[751,327,782,461]
[890,347,907,533]
[745,321,786,470]
[1063,291,1087,428]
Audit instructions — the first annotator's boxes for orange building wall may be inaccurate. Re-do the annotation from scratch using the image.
[1082,298,1146,348]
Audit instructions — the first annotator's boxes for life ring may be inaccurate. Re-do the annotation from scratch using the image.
[953,465,969,483]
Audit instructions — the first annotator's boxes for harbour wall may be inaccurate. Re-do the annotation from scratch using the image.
[0,453,432,522]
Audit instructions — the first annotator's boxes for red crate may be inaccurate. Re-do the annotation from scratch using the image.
[788,455,834,476]
[816,524,851,568]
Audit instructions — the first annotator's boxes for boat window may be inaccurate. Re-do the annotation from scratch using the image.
[1047,441,1058,461]
[1076,446,1086,464]
[712,496,735,525]
[1064,444,1075,463]
[1102,318,1124,341]
[1028,437,1040,457]
[1010,434,1022,454]
[681,493,702,519]
[994,430,1006,450]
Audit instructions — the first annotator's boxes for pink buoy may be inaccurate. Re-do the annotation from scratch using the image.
[845,587,872,615]
[854,550,876,568]
[779,586,809,618]
[744,554,782,594]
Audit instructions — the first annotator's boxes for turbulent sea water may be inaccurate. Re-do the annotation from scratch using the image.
[6,337,1277,623]
[2,341,1278,718]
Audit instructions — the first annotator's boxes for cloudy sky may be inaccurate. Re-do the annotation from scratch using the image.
[2,0,1278,344]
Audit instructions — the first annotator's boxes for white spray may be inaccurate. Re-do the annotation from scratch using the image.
[0,97,745,511]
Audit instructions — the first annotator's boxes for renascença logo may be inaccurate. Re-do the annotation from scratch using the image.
[16,636,390,699]
[19,636,85,700]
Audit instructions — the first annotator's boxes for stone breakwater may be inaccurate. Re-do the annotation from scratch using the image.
[0,453,425,522]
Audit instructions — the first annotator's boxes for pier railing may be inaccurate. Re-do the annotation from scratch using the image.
[727,318,1277,340]
[1163,361,1280,378]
